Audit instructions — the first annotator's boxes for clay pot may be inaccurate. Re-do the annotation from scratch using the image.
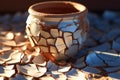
[26,1,89,63]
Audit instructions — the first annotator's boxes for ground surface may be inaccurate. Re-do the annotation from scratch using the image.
[0,11,120,80]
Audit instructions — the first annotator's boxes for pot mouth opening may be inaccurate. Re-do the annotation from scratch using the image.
[29,1,87,17]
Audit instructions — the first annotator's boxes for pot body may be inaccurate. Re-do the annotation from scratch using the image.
[26,1,89,62]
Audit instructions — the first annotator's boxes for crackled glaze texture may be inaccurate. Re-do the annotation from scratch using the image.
[26,1,89,62]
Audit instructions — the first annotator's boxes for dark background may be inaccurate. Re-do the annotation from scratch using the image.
[0,0,120,13]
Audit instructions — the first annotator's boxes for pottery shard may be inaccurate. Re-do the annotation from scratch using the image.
[73,30,82,39]
[50,29,59,38]
[47,39,55,45]
[0,65,15,77]
[65,45,78,57]
[32,54,46,66]
[50,46,58,54]
[17,64,47,77]
[58,64,71,73]
[41,30,51,38]
[38,38,47,46]
[30,23,41,36]
[64,32,73,48]
[40,46,49,52]
[55,38,66,52]
[6,50,24,64]
[59,20,78,32]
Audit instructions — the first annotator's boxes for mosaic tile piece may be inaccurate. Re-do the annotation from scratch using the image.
[50,29,59,38]
[41,30,51,38]
[38,38,47,46]
[55,38,66,52]
[64,32,73,48]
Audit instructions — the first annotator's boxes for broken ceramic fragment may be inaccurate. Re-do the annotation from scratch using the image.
[96,51,120,67]
[58,64,71,73]
[41,30,51,38]
[64,32,73,48]
[6,50,24,64]
[32,54,46,66]
[0,65,15,77]
[17,64,47,77]
[59,20,78,32]
[55,38,66,52]
[50,29,59,38]
[29,23,41,36]
[38,38,47,46]
[86,51,106,67]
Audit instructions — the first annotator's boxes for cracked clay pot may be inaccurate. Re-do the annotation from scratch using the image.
[26,1,89,64]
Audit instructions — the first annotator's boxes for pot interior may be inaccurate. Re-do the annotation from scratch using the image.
[32,2,82,14]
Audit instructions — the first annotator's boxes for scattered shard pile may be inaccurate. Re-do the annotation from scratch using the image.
[0,11,120,80]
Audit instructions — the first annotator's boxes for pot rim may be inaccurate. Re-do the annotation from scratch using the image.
[28,1,88,18]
